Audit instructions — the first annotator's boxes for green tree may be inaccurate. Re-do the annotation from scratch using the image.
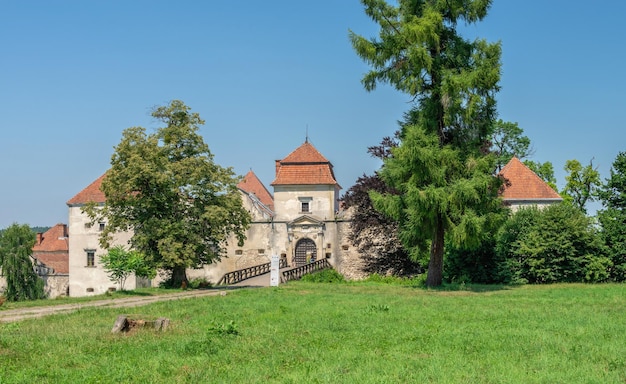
[523,160,557,191]
[562,159,601,213]
[350,0,502,286]
[86,100,251,287]
[495,204,609,283]
[100,245,156,290]
[343,134,423,277]
[597,151,626,281]
[490,120,532,172]
[0,224,46,301]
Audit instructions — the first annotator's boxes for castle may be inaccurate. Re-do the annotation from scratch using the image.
[0,143,562,298]
[65,141,357,297]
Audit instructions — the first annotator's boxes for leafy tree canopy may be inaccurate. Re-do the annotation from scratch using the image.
[490,120,532,172]
[0,223,46,301]
[495,203,609,284]
[343,134,423,276]
[85,100,251,286]
[351,0,502,286]
[100,245,156,290]
[598,151,626,281]
[562,159,601,213]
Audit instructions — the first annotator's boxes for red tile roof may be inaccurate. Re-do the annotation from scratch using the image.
[281,141,330,163]
[237,170,274,210]
[67,173,107,205]
[32,224,69,274]
[499,157,561,200]
[271,141,339,186]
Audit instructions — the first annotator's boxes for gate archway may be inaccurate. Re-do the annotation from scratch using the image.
[294,238,317,266]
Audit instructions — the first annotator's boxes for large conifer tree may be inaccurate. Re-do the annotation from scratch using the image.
[350,0,503,286]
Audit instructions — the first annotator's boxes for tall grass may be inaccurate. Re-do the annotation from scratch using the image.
[1,282,625,383]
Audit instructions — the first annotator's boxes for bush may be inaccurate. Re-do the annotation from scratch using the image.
[299,269,345,283]
[444,240,504,284]
[188,278,212,289]
[495,203,609,283]
[362,273,425,287]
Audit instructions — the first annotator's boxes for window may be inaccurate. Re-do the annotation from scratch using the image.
[84,222,92,229]
[86,250,95,267]
[99,222,105,231]
[299,197,312,213]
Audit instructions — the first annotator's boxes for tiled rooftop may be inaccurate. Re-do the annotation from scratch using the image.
[66,173,107,205]
[32,224,69,274]
[281,141,330,164]
[499,157,562,200]
[271,141,339,186]
[237,170,274,210]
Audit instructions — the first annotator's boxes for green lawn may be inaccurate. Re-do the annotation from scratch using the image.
[1,282,625,383]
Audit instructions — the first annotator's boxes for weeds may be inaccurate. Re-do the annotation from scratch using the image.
[208,320,239,336]
[366,304,390,313]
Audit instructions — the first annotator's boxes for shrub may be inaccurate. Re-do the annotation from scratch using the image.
[299,268,345,283]
[188,278,212,289]
[495,203,609,283]
[362,273,425,287]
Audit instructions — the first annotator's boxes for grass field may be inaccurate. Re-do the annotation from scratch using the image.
[1,281,625,383]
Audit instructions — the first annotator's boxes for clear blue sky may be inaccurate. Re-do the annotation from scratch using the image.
[1,1,625,228]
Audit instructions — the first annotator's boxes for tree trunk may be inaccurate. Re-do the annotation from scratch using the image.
[170,265,188,288]
[426,214,445,287]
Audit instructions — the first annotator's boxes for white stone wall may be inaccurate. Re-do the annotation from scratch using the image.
[68,205,134,297]
[41,275,69,298]
[273,185,338,222]
[506,199,560,212]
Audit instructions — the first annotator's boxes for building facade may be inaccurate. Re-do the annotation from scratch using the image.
[499,157,563,211]
[66,141,355,296]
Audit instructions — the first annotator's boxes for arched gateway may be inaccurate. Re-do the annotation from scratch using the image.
[294,238,317,266]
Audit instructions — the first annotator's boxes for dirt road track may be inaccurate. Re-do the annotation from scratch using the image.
[0,289,232,323]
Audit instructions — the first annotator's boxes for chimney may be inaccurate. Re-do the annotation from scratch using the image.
[36,233,43,245]
[275,160,281,177]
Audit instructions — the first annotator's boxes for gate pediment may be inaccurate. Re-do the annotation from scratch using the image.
[288,215,323,227]
[287,215,325,236]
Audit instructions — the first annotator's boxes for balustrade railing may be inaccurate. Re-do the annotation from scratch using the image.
[281,259,331,283]
[217,257,288,285]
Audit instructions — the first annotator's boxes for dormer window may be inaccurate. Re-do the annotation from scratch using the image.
[299,197,312,213]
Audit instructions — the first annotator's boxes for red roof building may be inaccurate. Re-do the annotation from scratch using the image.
[271,141,340,187]
[237,170,275,211]
[67,173,107,206]
[32,224,69,275]
[499,157,562,209]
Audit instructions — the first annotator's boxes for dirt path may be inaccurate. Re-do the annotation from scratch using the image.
[0,289,232,323]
